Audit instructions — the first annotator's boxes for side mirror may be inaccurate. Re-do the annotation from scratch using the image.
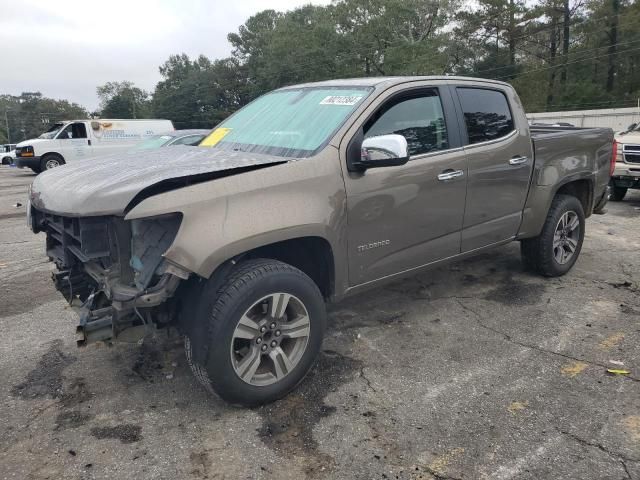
[352,134,409,171]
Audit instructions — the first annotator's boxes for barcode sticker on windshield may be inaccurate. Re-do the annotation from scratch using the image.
[320,96,363,106]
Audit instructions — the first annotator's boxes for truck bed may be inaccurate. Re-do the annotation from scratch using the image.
[529,125,611,139]
[528,125,613,214]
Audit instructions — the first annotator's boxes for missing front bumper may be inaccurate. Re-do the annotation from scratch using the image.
[73,271,184,347]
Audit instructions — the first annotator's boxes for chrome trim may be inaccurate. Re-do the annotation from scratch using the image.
[509,156,529,165]
[410,146,465,162]
[622,144,640,165]
[462,129,519,151]
[437,169,465,181]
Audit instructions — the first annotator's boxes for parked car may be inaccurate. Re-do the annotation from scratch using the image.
[1,144,17,165]
[14,119,174,173]
[611,123,640,201]
[133,129,210,150]
[28,76,614,406]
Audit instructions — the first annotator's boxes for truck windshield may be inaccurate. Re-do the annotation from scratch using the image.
[200,87,372,157]
[39,123,66,139]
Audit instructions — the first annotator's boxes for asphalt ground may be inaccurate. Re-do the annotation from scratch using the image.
[1,166,639,480]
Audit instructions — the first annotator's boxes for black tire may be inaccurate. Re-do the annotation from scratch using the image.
[520,194,585,277]
[185,258,326,406]
[609,185,627,202]
[40,153,65,171]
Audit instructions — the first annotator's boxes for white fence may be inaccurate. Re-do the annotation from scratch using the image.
[527,106,640,131]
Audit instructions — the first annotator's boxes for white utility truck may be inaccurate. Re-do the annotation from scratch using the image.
[14,119,174,173]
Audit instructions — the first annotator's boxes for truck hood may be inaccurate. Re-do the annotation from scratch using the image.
[615,131,640,144]
[30,146,292,216]
[17,138,51,148]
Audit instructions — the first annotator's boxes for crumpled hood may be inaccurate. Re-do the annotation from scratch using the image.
[30,146,291,216]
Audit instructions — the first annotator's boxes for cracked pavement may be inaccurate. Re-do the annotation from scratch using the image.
[1,167,639,479]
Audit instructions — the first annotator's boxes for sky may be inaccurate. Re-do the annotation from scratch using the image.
[0,0,331,111]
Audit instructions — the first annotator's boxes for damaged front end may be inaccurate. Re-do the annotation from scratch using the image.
[31,208,188,346]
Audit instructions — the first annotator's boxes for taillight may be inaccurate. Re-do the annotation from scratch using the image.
[610,140,617,177]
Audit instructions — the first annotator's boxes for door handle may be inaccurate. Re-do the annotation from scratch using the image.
[437,169,464,181]
[509,156,528,165]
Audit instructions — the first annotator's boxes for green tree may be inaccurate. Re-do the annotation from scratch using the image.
[152,54,249,128]
[332,0,459,76]
[144,0,640,121]
[0,92,87,143]
[96,81,151,118]
[456,0,544,81]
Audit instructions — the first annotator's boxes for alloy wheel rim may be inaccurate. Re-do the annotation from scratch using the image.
[230,293,310,386]
[552,210,580,265]
[45,159,60,169]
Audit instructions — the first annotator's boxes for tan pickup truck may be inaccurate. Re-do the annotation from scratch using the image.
[611,123,640,201]
[28,76,614,405]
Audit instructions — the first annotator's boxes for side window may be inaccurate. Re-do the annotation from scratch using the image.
[58,125,73,140]
[364,90,449,156]
[457,88,514,144]
[58,123,87,140]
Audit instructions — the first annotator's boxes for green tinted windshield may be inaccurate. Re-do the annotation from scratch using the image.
[202,87,372,157]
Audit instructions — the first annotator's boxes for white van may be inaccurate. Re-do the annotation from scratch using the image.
[14,119,174,173]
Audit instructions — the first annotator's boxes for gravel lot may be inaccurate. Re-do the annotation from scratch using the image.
[1,166,639,480]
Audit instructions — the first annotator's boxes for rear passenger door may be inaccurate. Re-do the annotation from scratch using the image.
[454,86,534,252]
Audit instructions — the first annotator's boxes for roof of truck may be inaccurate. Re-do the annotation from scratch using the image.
[280,76,511,90]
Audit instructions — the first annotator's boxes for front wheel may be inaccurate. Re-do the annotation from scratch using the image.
[609,185,627,202]
[40,153,65,171]
[185,259,326,406]
[521,194,585,277]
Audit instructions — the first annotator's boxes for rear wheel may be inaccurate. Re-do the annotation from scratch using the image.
[185,259,326,406]
[609,185,627,202]
[521,194,585,277]
[40,153,65,171]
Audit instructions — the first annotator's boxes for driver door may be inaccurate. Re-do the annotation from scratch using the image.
[342,84,468,286]
[57,122,93,161]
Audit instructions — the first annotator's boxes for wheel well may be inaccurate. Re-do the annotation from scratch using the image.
[556,179,592,217]
[241,237,335,299]
[41,152,65,162]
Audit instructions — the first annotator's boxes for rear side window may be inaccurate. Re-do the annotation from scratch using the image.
[457,88,514,144]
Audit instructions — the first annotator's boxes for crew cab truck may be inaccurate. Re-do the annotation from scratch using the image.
[28,77,614,406]
[15,119,173,173]
[611,123,640,201]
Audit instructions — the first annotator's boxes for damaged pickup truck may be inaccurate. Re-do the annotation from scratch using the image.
[28,77,614,406]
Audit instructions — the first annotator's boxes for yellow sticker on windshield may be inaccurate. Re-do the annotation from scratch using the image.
[201,127,232,147]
